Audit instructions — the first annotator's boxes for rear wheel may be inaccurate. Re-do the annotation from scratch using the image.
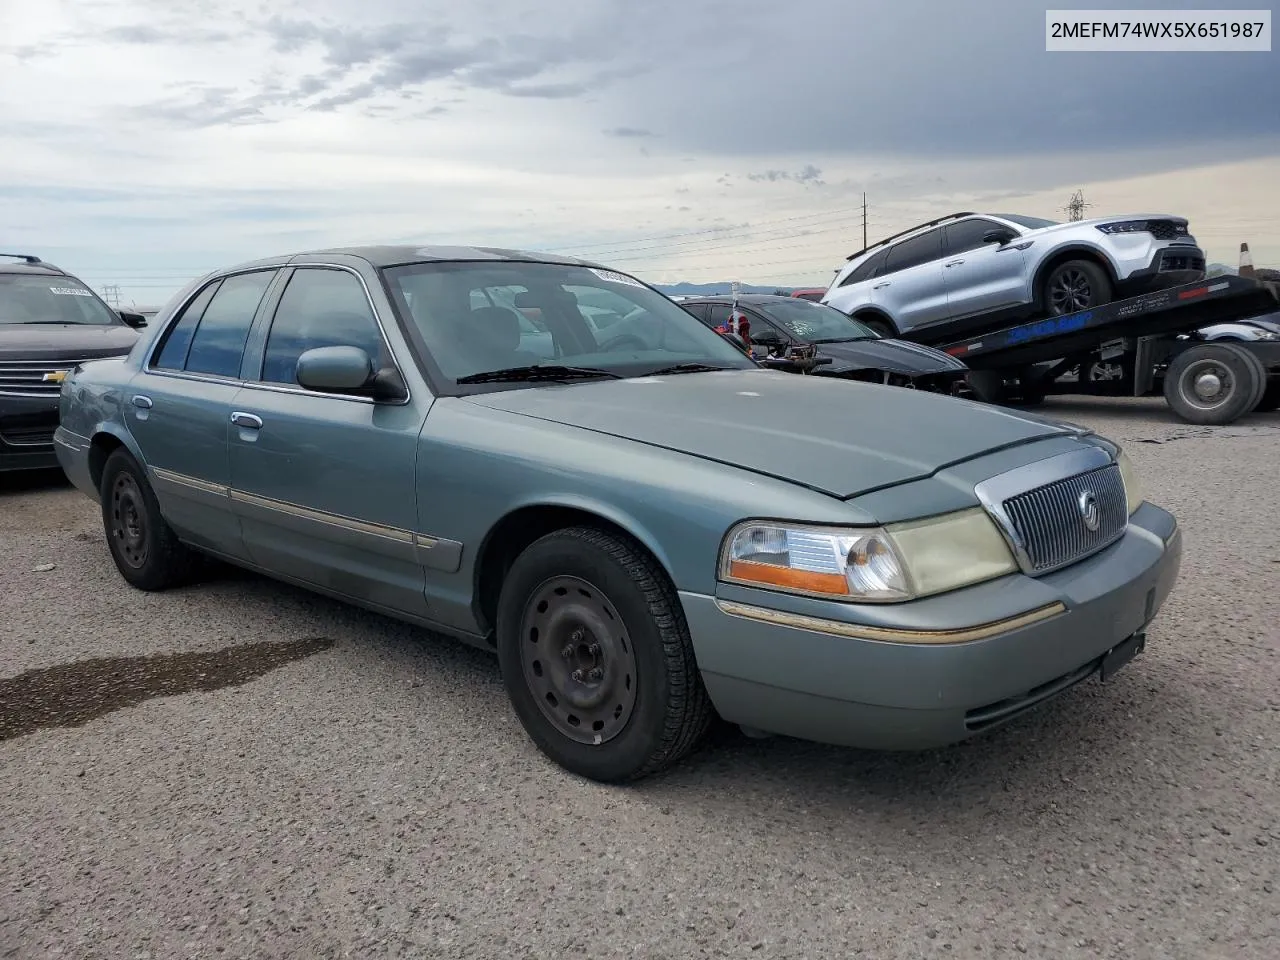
[99,448,201,590]
[494,526,715,783]
[1043,260,1113,316]
[857,315,896,339]
[1162,343,1263,425]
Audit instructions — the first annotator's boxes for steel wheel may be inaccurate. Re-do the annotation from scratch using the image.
[108,471,149,569]
[518,574,639,745]
[1177,358,1235,412]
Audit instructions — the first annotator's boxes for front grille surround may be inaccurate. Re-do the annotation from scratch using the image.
[0,357,95,397]
[974,446,1130,577]
[1146,219,1187,241]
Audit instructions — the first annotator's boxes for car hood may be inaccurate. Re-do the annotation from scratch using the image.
[813,337,967,375]
[0,323,139,360]
[464,368,1085,498]
[1021,213,1188,238]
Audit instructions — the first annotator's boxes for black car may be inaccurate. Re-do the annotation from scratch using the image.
[1,254,147,472]
[680,294,968,392]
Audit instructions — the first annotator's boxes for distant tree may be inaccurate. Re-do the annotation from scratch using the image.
[772,287,789,296]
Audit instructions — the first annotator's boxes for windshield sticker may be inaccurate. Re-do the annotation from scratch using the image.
[589,268,644,288]
[50,286,93,297]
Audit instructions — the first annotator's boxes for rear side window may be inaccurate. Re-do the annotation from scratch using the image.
[840,248,888,286]
[884,230,942,273]
[259,268,385,385]
[183,270,277,378]
[153,280,221,370]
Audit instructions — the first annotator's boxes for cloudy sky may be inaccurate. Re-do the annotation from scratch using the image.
[2,0,1276,305]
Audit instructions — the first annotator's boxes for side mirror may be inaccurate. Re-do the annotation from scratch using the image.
[118,310,147,328]
[983,229,1016,245]
[296,346,410,402]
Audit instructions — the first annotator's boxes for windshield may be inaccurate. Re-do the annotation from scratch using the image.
[381,261,757,386]
[755,298,879,341]
[993,214,1060,230]
[0,274,123,326]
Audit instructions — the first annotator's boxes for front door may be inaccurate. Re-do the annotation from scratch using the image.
[124,268,280,560]
[939,217,1028,319]
[227,265,433,617]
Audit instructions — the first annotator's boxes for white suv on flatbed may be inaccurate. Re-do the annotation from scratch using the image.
[821,211,1206,342]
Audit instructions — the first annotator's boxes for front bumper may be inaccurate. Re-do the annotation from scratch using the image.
[1118,244,1207,293]
[0,394,61,472]
[681,501,1182,749]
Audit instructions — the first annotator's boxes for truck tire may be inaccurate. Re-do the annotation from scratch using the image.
[1043,259,1113,316]
[1162,343,1263,425]
[494,525,715,783]
[1232,345,1269,412]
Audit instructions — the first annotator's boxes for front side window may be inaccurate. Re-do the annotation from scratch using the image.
[259,268,385,384]
[0,274,123,326]
[381,261,756,388]
[184,270,277,378]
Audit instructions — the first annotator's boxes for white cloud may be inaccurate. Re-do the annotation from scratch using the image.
[1,0,1276,306]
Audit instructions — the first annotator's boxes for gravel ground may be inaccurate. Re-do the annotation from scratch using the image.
[2,397,1278,960]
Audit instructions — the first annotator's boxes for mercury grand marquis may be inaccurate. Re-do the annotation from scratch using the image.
[54,245,1183,782]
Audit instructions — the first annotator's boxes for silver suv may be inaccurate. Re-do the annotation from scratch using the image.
[821,211,1206,341]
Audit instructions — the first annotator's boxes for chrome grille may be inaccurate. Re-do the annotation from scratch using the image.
[1001,464,1127,572]
[0,358,93,396]
[1146,219,1186,241]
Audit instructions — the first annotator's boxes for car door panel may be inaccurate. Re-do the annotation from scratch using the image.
[941,218,1029,318]
[872,229,948,332]
[125,268,280,560]
[227,265,434,617]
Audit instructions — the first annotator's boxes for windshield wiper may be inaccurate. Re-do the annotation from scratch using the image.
[455,364,623,385]
[644,362,738,376]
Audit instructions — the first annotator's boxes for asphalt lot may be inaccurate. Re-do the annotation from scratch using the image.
[2,396,1278,960]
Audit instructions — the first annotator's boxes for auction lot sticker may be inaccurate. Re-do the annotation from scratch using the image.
[50,286,94,296]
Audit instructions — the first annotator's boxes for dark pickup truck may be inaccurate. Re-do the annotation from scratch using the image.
[1,254,146,473]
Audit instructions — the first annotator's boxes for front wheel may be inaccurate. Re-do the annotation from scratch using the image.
[494,526,715,782]
[1043,260,1113,316]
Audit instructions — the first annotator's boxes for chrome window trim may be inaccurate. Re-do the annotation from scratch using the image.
[243,262,413,407]
[143,267,274,372]
[974,444,1121,576]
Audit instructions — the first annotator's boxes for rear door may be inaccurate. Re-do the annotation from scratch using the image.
[124,268,281,560]
[939,217,1028,318]
[872,229,948,332]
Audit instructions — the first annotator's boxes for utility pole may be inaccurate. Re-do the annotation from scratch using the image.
[861,193,868,248]
[1064,189,1091,222]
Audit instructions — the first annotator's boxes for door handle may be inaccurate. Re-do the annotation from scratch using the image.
[872,282,891,289]
[130,395,152,409]
[230,411,263,429]
[944,259,965,267]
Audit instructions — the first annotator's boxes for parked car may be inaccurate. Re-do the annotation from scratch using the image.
[822,211,1206,343]
[55,245,1181,783]
[1192,310,1280,342]
[789,288,826,301]
[1,253,146,473]
[681,293,968,392]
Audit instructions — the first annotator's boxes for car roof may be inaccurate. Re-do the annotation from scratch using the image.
[0,254,70,277]
[215,244,610,274]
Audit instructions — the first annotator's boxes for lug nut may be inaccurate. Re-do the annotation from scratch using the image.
[571,669,585,683]
[587,667,604,682]
[571,628,585,642]
[587,643,601,657]
[561,644,575,659]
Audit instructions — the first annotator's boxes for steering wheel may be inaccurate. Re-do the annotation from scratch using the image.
[602,333,648,352]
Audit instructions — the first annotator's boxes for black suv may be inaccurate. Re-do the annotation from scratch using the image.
[1,254,147,473]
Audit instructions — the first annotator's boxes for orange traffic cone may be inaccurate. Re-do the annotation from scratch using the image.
[1238,242,1255,278]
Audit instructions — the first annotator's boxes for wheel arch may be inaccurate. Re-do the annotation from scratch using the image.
[87,424,147,493]
[1030,245,1120,311]
[850,308,899,336]
[472,498,679,642]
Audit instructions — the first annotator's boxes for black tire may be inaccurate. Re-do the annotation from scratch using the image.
[99,447,201,590]
[494,525,715,783]
[1228,344,1268,412]
[1162,343,1262,425]
[1043,259,1113,317]
[1254,381,1280,413]
[965,369,1010,404]
[857,315,896,339]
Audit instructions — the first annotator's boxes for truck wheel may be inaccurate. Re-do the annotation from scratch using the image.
[1162,343,1263,424]
[494,525,715,783]
[1231,345,1269,412]
[1043,260,1113,316]
[99,447,202,590]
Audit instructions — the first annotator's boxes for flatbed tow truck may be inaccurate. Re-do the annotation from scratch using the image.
[899,275,1280,425]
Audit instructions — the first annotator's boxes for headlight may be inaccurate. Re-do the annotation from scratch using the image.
[1115,448,1144,515]
[720,508,1017,603]
[1095,220,1151,235]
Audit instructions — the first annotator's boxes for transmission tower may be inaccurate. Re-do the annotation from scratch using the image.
[1064,189,1092,222]
[101,284,121,307]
